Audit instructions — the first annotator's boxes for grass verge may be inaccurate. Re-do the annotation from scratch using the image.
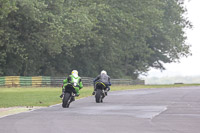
[0,84,200,108]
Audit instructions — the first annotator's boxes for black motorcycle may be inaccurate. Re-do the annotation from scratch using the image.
[95,82,108,103]
[62,83,77,108]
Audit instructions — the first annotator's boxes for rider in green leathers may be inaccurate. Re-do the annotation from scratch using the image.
[60,70,83,98]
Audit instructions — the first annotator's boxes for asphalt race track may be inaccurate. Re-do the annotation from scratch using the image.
[0,86,200,133]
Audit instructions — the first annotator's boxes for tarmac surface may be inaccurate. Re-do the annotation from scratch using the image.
[0,86,200,133]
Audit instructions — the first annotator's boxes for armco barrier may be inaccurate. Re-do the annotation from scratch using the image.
[20,76,32,86]
[110,79,144,85]
[0,76,144,87]
[0,77,5,86]
[5,76,20,87]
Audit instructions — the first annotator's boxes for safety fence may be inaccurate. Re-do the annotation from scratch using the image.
[0,76,144,87]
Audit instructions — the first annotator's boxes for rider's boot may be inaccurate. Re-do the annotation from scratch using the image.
[105,91,107,96]
[92,91,96,95]
[60,92,64,98]
[71,96,75,102]
[104,88,109,96]
[92,85,97,95]
[75,93,80,97]
[60,89,65,98]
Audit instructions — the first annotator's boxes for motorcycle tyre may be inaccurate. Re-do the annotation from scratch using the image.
[62,93,71,108]
[95,89,102,103]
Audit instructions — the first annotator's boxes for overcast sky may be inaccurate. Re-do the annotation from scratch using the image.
[144,0,200,78]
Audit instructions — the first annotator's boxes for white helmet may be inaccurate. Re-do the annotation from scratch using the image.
[72,70,78,78]
[101,70,107,75]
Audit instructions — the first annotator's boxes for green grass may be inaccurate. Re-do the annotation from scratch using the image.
[0,84,200,108]
[0,87,61,107]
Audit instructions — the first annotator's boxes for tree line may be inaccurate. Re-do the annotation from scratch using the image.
[0,0,191,79]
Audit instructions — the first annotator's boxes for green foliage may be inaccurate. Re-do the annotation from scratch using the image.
[0,0,191,78]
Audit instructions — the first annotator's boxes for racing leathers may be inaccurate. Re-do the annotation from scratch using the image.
[60,75,83,98]
[93,73,111,94]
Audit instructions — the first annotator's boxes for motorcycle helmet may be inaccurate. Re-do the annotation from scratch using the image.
[101,70,107,75]
[72,70,78,78]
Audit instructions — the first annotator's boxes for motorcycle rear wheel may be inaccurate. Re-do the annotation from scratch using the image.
[62,93,71,108]
[95,89,103,103]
